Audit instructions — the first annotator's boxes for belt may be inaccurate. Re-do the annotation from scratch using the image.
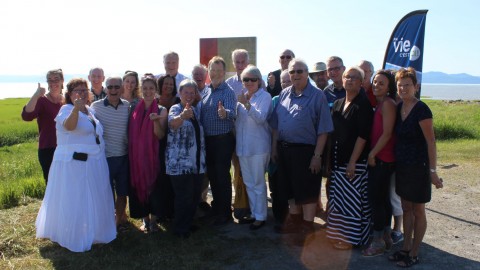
[278,141,314,148]
[206,131,233,139]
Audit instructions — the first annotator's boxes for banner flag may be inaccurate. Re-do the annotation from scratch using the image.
[383,10,428,96]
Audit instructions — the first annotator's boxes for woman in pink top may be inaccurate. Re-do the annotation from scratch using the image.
[21,69,64,184]
[363,70,397,257]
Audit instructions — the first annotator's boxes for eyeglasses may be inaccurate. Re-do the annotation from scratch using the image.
[288,69,305,75]
[242,78,258,82]
[327,66,343,73]
[280,55,292,60]
[343,75,360,81]
[107,85,121,90]
[72,89,88,94]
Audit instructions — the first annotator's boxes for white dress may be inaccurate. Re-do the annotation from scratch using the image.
[36,104,116,252]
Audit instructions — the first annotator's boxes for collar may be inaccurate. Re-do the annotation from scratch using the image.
[290,82,314,97]
[103,97,125,109]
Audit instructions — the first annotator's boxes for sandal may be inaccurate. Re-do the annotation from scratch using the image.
[333,241,353,250]
[397,256,419,268]
[388,250,410,262]
[140,219,150,233]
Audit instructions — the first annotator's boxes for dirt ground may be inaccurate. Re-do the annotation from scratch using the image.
[216,161,480,270]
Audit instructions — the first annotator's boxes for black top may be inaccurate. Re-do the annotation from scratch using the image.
[331,93,373,164]
[395,101,432,165]
[267,69,283,98]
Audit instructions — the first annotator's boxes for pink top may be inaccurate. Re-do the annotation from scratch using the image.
[370,101,396,162]
[21,96,62,149]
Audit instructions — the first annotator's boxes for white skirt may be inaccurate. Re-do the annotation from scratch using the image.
[36,148,116,252]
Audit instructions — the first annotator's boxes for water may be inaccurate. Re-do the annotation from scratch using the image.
[1,82,480,100]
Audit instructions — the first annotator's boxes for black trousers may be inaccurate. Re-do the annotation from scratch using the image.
[38,147,55,185]
[205,132,235,219]
[368,158,395,231]
[170,174,204,234]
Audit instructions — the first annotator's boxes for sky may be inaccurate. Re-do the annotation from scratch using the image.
[1,0,479,79]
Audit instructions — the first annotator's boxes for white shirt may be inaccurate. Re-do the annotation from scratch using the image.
[235,88,272,156]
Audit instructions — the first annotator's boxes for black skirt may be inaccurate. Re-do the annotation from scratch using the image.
[395,163,432,203]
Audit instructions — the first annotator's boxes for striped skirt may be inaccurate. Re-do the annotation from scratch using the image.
[326,161,371,246]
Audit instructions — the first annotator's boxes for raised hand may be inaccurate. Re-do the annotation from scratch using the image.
[73,93,86,112]
[181,102,194,120]
[218,101,226,119]
[237,92,248,105]
[35,83,46,97]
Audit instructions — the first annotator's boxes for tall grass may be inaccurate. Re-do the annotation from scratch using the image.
[425,100,480,140]
[0,98,38,147]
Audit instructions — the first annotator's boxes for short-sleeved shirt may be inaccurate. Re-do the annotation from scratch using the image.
[166,103,206,175]
[21,96,62,149]
[270,82,333,145]
[91,98,130,157]
[91,87,107,101]
[200,81,236,136]
[331,93,373,164]
[395,101,433,165]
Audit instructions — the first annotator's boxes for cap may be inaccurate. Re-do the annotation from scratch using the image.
[310,62,327,73]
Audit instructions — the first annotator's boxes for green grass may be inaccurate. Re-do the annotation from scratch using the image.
[0,98,38,147]
[424,100,480,140]
[0,142,45,209]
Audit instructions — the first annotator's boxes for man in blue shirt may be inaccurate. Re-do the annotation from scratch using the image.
[200,56,236,226]
[323,56,346,107]
[270,58,333,240]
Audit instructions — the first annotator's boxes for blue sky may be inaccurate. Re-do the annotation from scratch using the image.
[1,0,478,77]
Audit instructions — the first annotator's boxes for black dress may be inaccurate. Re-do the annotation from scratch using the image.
[395,101,433,203]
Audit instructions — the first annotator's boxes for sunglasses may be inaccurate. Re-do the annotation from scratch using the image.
[280,55,292,60]
[242,78,258,82]
[288,69,305,75]
[107,85,121,90]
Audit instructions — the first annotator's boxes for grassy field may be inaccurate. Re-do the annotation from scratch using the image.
[0,98,479,269]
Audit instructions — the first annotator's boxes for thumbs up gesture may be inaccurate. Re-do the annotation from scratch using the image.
[180,102,194,120]
[35,83,46,97]
[218,101,226,119]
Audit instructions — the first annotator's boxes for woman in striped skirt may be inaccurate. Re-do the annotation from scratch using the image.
[327,66,374,250]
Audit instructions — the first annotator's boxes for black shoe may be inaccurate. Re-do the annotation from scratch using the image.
[275,220,299,234]
[213,216,233,227]
[300,221,315,235]
[238,216,255,224]
[249,221,265,230]
[198,201,211,212]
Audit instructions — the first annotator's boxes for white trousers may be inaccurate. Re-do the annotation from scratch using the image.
[238,154,269,221]
[390,173,403,216]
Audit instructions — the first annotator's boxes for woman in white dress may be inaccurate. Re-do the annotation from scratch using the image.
[36,78,116,252]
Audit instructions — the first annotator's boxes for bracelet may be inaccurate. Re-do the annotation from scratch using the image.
[313,153,322,159]
[430,168,437,173]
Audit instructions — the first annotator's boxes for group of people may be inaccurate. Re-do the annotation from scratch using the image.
[23,49,443,268]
